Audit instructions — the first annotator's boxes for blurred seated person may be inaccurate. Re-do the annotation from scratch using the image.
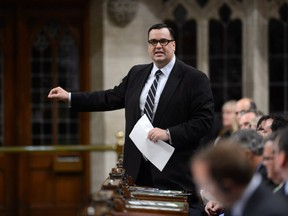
[231,129,266,179]
[262,133,283,188]
[235,97,257,123]
[191,140,288,216]
[203,129,266,216]
[257,114,288,138]
[238,110,262,130]
[214,100,238,144]
[273,127,288,201]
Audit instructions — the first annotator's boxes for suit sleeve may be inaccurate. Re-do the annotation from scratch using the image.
[70,76,128,112]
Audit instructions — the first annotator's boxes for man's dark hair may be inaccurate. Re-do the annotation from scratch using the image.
[148,23,175,40]
[256,113,288,132]
[270,114,288,132]
[256,115,272,129]
[231,129,263,155]
[276,126,288,155]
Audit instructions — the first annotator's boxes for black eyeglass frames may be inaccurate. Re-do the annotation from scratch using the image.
[148,39,174,46]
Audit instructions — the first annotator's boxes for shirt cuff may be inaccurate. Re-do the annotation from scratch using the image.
[68,92,71,108]
[166,129,172,145]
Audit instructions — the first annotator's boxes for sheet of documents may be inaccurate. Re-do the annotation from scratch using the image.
[129,114,175,171]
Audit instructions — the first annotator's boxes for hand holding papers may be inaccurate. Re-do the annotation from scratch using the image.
[129,114,175,171]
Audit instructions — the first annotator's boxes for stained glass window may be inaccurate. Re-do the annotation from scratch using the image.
[269,3,288,113]
[31,22,80,145]
[209,4,242,112]
[163,3,197,67]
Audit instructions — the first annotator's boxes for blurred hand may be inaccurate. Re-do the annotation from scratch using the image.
[147,127,169,143]
[48,86,69,103]
[205,200,224,216]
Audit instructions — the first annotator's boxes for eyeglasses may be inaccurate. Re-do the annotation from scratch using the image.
[148,39,174,46]
[235,110,249,116]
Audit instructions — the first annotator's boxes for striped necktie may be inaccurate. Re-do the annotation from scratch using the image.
[144,70,162,122]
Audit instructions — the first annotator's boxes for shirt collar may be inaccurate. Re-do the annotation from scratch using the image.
[284,181,288,195]
[152,55,176,77]
[231,174,262,216]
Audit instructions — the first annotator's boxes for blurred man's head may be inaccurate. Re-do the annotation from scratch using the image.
[273,127,288,181]
[257,114,288,138]
[262,134,283,185]
[231,129,263,155]
[231,129,264,171]
[235,98,257,122]
[221,100,238,133]
[239,111,258,130]
[257,115,273,138]
[191,140,254,208]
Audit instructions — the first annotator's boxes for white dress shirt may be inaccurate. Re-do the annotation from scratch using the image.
[139,55,176,118]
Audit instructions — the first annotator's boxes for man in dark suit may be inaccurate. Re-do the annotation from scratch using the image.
[191,139,288,216]
[48,23,214,215]
[273,126,288,201]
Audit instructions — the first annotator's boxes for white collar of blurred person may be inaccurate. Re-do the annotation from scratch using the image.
[231,174,262,216]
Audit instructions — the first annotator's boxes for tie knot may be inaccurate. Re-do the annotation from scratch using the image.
[155,70,162,78]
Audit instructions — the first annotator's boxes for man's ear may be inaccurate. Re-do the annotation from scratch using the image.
[279,151,288,168]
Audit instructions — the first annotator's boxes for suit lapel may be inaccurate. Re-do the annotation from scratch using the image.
[153,60,183,126]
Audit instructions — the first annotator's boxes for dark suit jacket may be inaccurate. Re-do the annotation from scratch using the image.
[71,59,214,194]
[274,182,288,202]
[246,184,288,215]
[226,184,288,216]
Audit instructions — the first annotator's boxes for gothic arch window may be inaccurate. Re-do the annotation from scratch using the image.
[165,4,197,67]
[31,21,80,145]
[209,4,242,112]
[268,3,288,113]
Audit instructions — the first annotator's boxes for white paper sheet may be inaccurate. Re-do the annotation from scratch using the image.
[129,114,175,171]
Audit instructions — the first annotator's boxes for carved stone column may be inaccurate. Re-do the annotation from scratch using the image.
[243,1,268,114]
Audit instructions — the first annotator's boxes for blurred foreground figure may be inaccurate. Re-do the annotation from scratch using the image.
[191,140,288,216]
[273,127,288,201]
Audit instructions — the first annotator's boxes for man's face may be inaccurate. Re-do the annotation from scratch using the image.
[148,28,175,68]
[238,112,256,130]
[257,118,273,138]
[235,100,250,122]
[222,106,236,127]
[263,141,282,184]
[273,137,286,179]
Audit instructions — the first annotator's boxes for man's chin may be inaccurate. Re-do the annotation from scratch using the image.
[154,58,165,63]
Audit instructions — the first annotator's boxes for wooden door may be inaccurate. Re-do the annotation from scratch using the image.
[0,1,90,215]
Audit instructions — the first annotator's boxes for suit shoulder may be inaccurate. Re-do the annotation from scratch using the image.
[129,63,152,74]
[177,59,208,79]
[245,184,288,215]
